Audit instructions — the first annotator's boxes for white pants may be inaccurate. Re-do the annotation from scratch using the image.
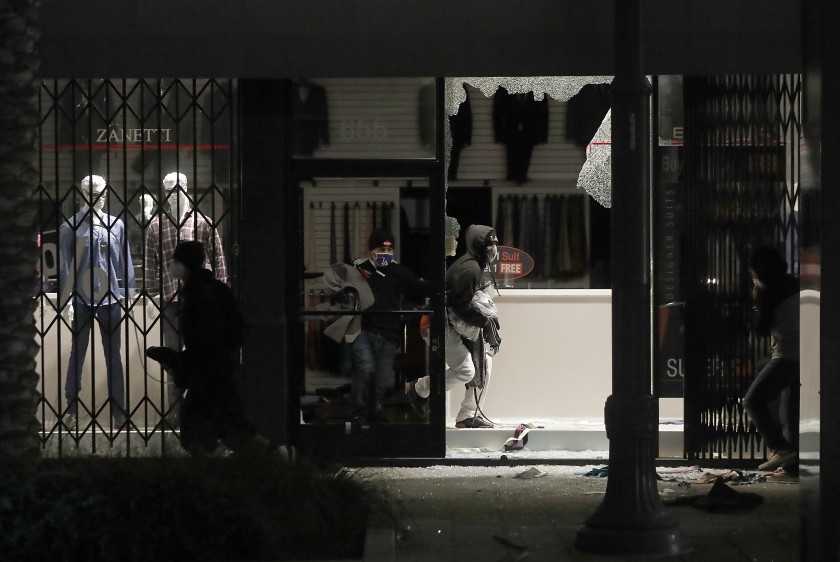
[416,325,492,421]
[456,354,492,422]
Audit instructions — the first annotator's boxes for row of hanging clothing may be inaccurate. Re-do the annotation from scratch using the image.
[306,200,396,272]
[494,193,588,280]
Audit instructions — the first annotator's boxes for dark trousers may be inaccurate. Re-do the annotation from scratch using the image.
[65,301,125,418]
[505,141,535,183]
[179,354,254,455]
[743,357,800,451]
[350,331,397,417]
[161,298,183,414]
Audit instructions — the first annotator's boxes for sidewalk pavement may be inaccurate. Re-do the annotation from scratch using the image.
[359,464,799,561]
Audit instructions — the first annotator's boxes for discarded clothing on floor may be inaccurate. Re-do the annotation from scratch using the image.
[664,478,764,513]
[582,466,609,478]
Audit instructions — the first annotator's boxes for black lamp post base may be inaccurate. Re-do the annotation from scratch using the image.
[575,522,691,556]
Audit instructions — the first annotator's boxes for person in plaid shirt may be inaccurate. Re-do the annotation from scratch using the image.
[144,172,228,426]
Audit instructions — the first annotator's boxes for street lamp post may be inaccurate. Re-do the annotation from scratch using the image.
[574,0,690,555]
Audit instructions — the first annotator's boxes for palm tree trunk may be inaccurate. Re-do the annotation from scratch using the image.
[0,0,42,473]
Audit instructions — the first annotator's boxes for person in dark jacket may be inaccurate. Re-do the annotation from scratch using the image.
[146,241,273,457]
[743,246,800,473]
[351,229,428,421]
[407,225,500,427]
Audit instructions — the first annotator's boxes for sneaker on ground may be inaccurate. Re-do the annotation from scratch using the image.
[758,449,798,472]
[455,416,494,429]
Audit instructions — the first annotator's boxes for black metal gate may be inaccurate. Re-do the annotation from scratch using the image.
[683,75,800,461]
[35,79,238,456]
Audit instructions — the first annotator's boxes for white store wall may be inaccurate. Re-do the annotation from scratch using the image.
[450,289,820,439]
[447,289,618,423]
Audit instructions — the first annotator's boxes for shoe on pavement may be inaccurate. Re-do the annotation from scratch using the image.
[455,416,494,429]
[766,466,799,482]
[61,413,78,431]
[405,381,427,418]
[758,449,798,471]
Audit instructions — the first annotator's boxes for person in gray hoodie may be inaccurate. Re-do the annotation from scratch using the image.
[407,225,501,428]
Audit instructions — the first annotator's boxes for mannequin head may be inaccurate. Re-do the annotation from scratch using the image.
[445,216,461,257]
[140,194,156,221]
[81,175,107,213]
[163,172,191,218]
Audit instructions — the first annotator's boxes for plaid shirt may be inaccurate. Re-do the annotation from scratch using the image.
[144,209,228,301]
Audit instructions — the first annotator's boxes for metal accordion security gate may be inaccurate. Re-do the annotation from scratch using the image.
[35,79,238,456]
[683,75,800,461]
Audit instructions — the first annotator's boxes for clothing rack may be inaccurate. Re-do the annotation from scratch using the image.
[303,185,400,275]
[492,185,590,283]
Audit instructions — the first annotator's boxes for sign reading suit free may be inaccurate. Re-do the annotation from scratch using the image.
[490,246,534,280]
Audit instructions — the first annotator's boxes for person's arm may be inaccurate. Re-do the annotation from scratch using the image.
[447,264,488,328]
[117,219,135,298]
[144,219,159,295]
[58,223,75,310]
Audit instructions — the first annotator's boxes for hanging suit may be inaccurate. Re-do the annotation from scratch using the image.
[448,86,473,180]
[566,83,612,147]
[293,81,330,156]
[492,88,549,183]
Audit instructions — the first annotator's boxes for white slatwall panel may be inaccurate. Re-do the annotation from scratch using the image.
[303,184,401,275]
[305,78,435,160]
[452,85,587,182]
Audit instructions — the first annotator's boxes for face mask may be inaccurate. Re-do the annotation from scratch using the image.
[373,252,394,267]
[486,244,499,264]
[168,260,189,280]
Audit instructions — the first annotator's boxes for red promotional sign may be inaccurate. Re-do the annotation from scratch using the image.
[490,246,534,280]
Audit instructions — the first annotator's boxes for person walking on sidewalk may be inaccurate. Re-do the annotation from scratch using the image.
[743,246,800,472]
[407,224,501,428]
[146,241,275,458]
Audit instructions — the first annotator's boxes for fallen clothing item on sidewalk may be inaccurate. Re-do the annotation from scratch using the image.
[664,478,764,513]
[503,423,530,451]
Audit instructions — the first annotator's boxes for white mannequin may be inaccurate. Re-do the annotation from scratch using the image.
[144,172,223,426]
[145,172,193,326]
[61,175,107,323]
[164,172,192,221]
[141,194,156,223]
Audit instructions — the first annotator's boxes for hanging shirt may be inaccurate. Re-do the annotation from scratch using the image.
[145,209,228,301]
[59,210,135,306]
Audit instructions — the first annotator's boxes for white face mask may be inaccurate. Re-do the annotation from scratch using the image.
[486,244,499,264]
[168,260,189,280]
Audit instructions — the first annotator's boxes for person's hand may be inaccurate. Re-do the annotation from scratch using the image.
[144,295,159,324]
[61,303,74,324]
[146,346,179,369]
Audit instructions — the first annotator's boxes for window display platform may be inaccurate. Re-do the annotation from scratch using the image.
[38,427,187,458]
[445,418,685,459]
